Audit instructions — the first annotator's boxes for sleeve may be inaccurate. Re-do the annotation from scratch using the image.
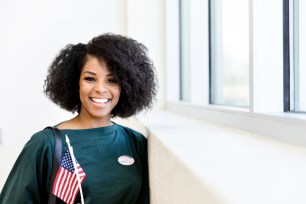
[136,136,150,204]
[0,129,55,204]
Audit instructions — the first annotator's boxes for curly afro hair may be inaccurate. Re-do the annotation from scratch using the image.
[44,33,157,118]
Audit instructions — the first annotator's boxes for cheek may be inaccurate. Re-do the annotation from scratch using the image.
[79,83,91,98]
[118,86,121,94]
[116,87,121,99]
[111,87,121,104]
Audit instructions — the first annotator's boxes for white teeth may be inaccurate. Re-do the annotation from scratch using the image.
[92,98,109,103]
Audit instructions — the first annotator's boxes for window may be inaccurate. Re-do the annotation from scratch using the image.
[165,0,306,147]
[289,0,306,112]
[179,0,191,101]
[209,0,249,107]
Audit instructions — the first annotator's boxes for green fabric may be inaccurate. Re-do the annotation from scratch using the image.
[0,124,149,204]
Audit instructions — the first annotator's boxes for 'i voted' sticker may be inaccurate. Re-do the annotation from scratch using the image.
[118,155,135,166]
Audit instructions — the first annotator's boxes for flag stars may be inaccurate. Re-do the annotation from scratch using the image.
[61,150,77,172]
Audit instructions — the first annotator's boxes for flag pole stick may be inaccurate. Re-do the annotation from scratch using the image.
[66,135,85,204]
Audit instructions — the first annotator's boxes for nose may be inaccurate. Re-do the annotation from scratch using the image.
[95,81,108,93]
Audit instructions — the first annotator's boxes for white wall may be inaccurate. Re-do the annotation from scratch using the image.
[126,0,166,110]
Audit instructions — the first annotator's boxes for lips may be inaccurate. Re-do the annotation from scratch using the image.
[91,98,110,103]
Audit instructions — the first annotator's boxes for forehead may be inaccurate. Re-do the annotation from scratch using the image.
[81,55,111,73]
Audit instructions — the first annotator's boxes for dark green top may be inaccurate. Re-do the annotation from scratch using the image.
[0,124,149,204]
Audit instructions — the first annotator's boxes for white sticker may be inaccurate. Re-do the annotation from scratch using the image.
[118,155,135,166]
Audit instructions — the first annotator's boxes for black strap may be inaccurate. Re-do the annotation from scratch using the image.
[47,127,62,204]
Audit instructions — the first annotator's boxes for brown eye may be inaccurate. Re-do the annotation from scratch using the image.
[108,79,118,84]
[84,77,95,82]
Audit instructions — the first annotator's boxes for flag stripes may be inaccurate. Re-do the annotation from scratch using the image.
[52,149,86,204]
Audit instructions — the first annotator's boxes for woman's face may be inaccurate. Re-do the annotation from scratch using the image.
[78,55,121,122]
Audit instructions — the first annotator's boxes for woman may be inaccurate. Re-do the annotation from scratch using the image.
[0,33,157,204]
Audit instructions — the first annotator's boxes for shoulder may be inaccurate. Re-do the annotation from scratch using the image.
[116,124,147,142]
[0,128,56,203]
[14,128,57,166]
[115,124,148,160]
[24,127,56,151]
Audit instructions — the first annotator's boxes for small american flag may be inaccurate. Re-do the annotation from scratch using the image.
[52,149,86,204]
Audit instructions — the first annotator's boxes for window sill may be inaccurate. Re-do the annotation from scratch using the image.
[166,102,306,148]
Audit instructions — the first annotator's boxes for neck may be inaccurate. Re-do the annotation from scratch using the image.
[72,114,112,129]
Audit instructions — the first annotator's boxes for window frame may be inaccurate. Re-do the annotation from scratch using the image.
[283,0,291,112]
[178,0,191,101]
[287,0,306,113]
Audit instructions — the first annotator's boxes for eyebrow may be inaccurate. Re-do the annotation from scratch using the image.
[82,71,96,75]
[82,70,114,77]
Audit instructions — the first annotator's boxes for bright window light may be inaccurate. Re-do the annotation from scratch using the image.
[291,0,306,112]
[210,0,249,107]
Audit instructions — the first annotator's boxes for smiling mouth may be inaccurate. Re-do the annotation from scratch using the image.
[91,98,110,103]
